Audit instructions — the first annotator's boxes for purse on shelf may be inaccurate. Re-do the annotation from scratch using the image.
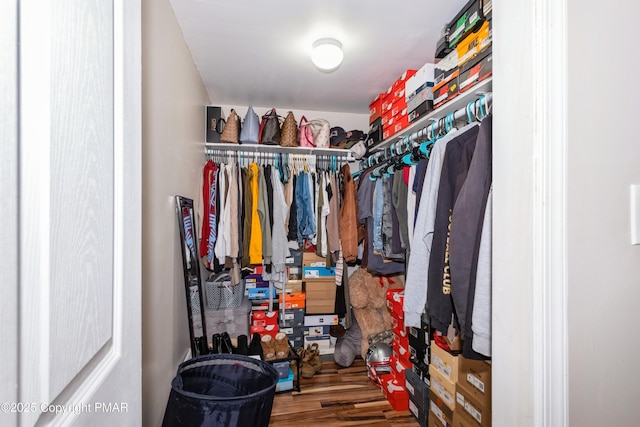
[239,105,259,144]
[309,118,331,148]
[280,111,298,147]
[220,109,240,144]
[259,108,281,145]
[298,116,315,147]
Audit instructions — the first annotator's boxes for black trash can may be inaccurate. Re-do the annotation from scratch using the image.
[162,354,279,427]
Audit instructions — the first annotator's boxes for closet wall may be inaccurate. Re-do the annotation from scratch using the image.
[141,0,210,425]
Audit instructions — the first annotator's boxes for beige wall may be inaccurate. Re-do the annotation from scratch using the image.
[566,1,640,424]
[141,0,210,424]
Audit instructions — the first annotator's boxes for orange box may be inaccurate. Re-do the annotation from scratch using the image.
[283,292,306,309]
[369,93,385,123]
[390,97,408,118]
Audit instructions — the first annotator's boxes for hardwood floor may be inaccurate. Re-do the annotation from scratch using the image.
[269,357,421,427]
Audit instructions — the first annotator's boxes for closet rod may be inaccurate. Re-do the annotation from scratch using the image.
[361,92,492,169]
[204,142,355,161]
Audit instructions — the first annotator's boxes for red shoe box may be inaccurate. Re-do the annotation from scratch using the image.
[389,114,410,136]
[390,97,408,118]
[390,354,412,385]
[392,316,407,340]
[251,310,279,327]
[383,378,410,411]
[394,337,412,366]
[386,289,405,319]
[250,324,279,338]
[388,69,417,102]
[369,93,386,123]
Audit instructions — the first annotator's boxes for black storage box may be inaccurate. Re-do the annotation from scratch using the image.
[205,106,225,143]
[447,0,485,49]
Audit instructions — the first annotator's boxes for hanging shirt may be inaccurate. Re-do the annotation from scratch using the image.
[403,122,479,328]
[248,162,263,265]
[262,166,291,290]
[258,166,272,269]
[214,163,229,264]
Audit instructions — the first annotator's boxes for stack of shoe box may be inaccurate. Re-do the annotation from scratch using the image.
[429,342,459,426]
[381,70,417,140]
[406,62,435,124]
[453,357,492,427]
[303,314,339,355]
[381,289,410,411]
[432,0,493,110]
[405,314,431,427]
[279,291,305,350]
[300,251,338,354]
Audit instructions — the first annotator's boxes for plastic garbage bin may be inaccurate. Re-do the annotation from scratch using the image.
[162,354,279,427]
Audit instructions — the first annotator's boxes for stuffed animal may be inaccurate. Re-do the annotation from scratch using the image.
[348,267,404,359]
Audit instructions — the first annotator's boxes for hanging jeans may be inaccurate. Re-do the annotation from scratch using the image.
[296,171,316,245]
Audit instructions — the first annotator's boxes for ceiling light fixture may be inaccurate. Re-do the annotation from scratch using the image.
[311,38,343,72]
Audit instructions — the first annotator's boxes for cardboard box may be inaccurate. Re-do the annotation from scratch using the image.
[429,414,450,427]
[390,114,410,136]
[409,396,429,427]
[408,100,435,123]
[251,310,279,327]
[280,308,305,327]
[247,287,276,300]
[456,20,491,68]
[453,405,486,427]
[304,314,339,326]
[369,93,386,123]
[433,71,460,110]
[405,367,429,411]
[283,292,306,309]
[457,357,491,409]
[250,324,279,338]
[406,62,435,100]
[250,299,279,312]
[386,289,405,319]
[383,378,410,411]
[407,84,434,114]
[303,325,332,336]
[275,367,294,392]
[430,341,460,382]
[277,279,303,295]
[303,266,336,279]
[287,266,302,281]
[459,48,492,94]
[456,384,491,427]
[368,117,383,145]
[244,274,270,289]
[429,390,455,427]
[304,334,334,355]
[305,279,336,314]
[429,364,457,410]
[387,69,417,101]
[390,97,408,118]
[435,49,460,86]
[447,0,485,49]
[302,251,327,267]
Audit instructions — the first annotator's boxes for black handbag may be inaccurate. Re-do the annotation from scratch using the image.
[259,108,281,145]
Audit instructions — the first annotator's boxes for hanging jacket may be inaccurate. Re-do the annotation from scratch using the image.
[248,162,263,265]
[403,122,479,328]
[296,171,316,245]
[339,164,358,263]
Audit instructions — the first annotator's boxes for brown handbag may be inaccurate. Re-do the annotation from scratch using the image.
[220,109,240,143]
[280,111,298,147]
[259,108,281,145]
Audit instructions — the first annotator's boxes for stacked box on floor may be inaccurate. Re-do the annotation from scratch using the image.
[302,251,337,315]
[454,357,492,427]
[381,289,410,411]
[303,314,339,355]
[406,317,431,426]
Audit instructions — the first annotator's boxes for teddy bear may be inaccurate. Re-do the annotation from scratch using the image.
[347,267,405,359]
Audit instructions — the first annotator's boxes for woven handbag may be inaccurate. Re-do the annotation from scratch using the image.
[259,108,281,145]
[280,111,298,147]
[220,109,240,144]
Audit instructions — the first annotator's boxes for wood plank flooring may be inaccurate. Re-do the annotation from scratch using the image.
[269,357,420,427]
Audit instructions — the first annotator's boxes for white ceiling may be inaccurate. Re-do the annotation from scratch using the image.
[169,0,468,114]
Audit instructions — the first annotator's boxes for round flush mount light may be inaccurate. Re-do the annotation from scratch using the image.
[311,38,343,72]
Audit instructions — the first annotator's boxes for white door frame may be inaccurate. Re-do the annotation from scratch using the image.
[493,0,568,425]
